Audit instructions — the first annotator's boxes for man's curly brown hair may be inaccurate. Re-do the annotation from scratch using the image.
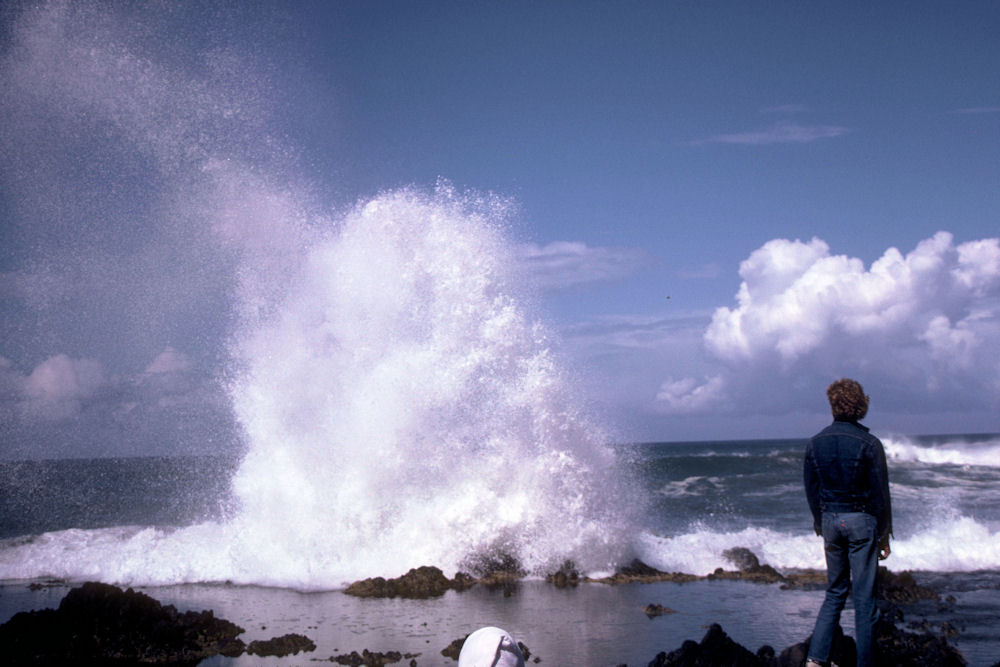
[826,378,869,421]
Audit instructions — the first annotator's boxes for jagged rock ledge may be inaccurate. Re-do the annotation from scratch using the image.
[0,581,315,664]
[341,548,945,602]
[1,572,970,666]
[640,618,968,667]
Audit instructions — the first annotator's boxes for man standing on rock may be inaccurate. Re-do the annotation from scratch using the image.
[804,378,892,667]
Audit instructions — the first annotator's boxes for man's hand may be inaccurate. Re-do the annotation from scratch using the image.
[878,540,891,560]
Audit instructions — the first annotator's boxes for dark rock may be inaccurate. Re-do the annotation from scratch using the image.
[345,565,454,599]
[779,569,827,590]
[709,547,785,584]
[452,571,478,591]
[462,549,527,579]
[874,615,966,666]
[333,648,406,665]
[777,613,967,666]
[589,559,700,585]
[643,603,676,618]
[723,547,763,571]
[0,581,245,664]
[518,641,533,661]
[621,559,668,577]
[756,644,777,663]
[546,560,580,588]
[777,625,855,667]
[877,567,940,603]
[441,634,469,660]
[246,632,316,656]
[648,623,768,666]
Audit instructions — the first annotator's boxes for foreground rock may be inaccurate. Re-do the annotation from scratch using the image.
[646,623,773,666]
[0,582,316,664]
[0,581,247,664]
[641,616,967,667]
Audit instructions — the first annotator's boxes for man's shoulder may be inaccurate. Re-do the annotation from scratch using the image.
[810,420,880,446]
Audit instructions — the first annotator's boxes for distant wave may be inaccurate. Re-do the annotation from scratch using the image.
[883,436,1000,468]
[635,516,1000,576]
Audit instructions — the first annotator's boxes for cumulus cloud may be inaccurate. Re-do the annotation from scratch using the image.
[516,241,650,291]
[144,346,194,375]
[705,122,852,145]
[16,354,107,421]
[0,348,236,458]
[656,232,1000,416]
[656,376,726,413]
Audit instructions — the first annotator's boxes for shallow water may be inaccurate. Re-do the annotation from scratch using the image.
[3,576,998,666]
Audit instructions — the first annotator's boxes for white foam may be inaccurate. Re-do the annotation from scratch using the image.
[883,436,1000,468]
[634,515,1000,576]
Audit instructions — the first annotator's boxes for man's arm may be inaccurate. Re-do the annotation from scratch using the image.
[803,442,822,535]
[869,438,893,556]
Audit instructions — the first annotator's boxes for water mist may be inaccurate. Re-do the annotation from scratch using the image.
[225,186,640,586]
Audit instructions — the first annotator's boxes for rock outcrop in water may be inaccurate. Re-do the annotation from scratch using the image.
[587,559,700,584]
[344,565,477,599]
[246,632,316,656]
[0,582,316,664]
[707,547,786,584]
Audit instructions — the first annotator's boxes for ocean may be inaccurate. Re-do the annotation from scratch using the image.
[2,433,999,665]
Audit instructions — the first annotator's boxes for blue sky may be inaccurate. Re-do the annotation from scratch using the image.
[1,1,998,457]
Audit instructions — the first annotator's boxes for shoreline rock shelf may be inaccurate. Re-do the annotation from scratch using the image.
[0,548,973,666]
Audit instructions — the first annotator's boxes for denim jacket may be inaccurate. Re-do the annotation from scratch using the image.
[804,419,893,542]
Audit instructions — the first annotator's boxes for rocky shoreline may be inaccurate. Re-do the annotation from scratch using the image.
[0,548,984,666]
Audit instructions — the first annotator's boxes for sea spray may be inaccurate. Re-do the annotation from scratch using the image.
[225,186,642,585]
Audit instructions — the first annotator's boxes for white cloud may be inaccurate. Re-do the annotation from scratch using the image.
[516,241,649,291]
[706,122,852,145]
[657,232,1000,416]
[656,376,726,414]
[20,354,107,420]
[144,346,193,375]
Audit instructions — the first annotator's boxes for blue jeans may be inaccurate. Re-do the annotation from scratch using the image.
[808,512,879,667]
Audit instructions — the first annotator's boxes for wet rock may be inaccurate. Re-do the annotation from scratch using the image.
[723,547,764,571]
[546,560,580,588]
[647,623,769,666]
[708,547,785,584]
[778,569,827,590]
[452,571,478,591]
[877,567,940,603]
[441,634,468,660]
[873,614,967,666]
[777,625,856,667]
[463,550,527,579]
[776,612,966,666]
[0,581,246,664]
[332,648,408,665]
[344,565,454,599]
[246,632,316,656]
[588,559,700,584]
[643,603,676,618]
